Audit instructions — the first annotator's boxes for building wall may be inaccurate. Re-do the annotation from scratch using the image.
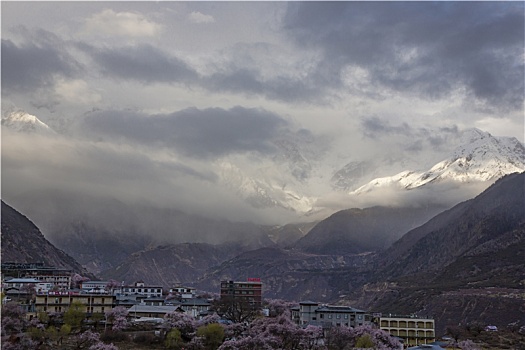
[378,316,435,347]
[293,302,366,328]
[121,286,163,298]
[35,293,115,314]
[23,268,72,289]
[220,280,262,307]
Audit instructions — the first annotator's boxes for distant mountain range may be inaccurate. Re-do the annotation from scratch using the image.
[2,173,524,336]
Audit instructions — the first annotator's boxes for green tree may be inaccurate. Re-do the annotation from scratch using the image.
[197,323,225,350]
[165,328,183,349]
[64,301,85,331]
[38,311,50,325]
[28,326,46,341]
[355,334,374,348]
[46,326,59,345]
[90,312,104,330]
[58,324,71,345]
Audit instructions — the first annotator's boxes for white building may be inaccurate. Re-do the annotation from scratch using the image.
[2,278,53,294]
[291,301,366,328]
[120,281,163,298]
[169,286,196,299]
[80,281,110,294]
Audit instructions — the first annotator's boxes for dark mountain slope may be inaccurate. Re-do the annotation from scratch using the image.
[350,172,525,334]
[294,205,447,254]
[376,171,525,278]
[99,242,248,288]
[1,200,89,275]
[194,246,375,301]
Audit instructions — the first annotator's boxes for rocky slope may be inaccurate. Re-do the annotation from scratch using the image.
[375,171,525,277]
[1,201,89,275]
[348,172,525,334]
[193,247,375,300]
[100,242,252,287]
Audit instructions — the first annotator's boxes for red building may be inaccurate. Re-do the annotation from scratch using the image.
[220,279,262,308]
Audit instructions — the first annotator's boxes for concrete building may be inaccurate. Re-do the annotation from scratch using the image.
[128,304,180,319]
[291,301,366,328]
[120,281,163,298]
[375,315,436,347]
[169,286,196,299]
[220,279,262,308]
[80,281,110,294]
[2,278,52,294]
[1,264,72,289]
[34,291,115,314]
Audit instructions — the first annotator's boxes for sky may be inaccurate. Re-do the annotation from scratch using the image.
[1,1,524,227]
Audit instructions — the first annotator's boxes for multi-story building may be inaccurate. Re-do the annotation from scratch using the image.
[127,305,179,319]
[2,278,53,294]
[80,281,110,294]
[120,281,163,298]
[1,263,72,289]
[291,301,366,328]
[220,279,262,308]
[374,314,435,347]
[169,286,196,299]
[34,291,115,314]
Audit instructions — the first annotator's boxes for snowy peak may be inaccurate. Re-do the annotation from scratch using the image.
[1,111,55,134]
[353,129,525,193]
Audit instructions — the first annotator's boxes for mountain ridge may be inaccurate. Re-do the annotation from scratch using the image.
[0,200,90,276]
[353,129,525,194]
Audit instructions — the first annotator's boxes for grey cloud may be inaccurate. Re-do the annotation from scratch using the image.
[361,116,412,138]
[79,43,198,84]
[1,38,77,95]
[283,2,524,110]
[81,39,324,103]
[205,70,322,103]
[80,106,290,159]
[360,117,464,155]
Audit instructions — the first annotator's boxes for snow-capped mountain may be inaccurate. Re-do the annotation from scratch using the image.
[352,129,525,194]
[3,108,524,221]
[213,127,525,217]
[1,111,55,134]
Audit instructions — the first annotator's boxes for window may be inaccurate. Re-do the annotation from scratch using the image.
[336,314,341,319]
[320,314,324,319]
[344,315,348,319]
[328,315,332,319]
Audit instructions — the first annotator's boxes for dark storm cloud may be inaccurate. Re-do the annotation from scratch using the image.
[361,116,411,138]
[81,106,290,158]
[283,2,524,109]
[206,70,323,103]
[1,38,78,94]
[79,43,198,84]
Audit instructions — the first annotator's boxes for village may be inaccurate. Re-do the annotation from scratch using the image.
[1,262,490,350]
